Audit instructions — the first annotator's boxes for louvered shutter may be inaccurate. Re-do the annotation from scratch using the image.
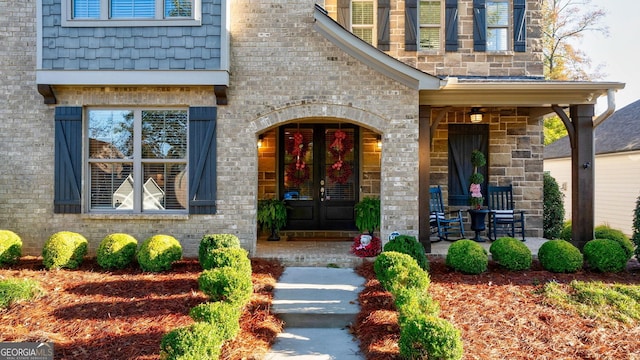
[337,0,351,29]
[473,0,486,52]
[405,0,418,51]
[54,107,83,214]
[377,0,390,50]
[188,107,217,214]
[513,0,526,52]
[445,0,458,51]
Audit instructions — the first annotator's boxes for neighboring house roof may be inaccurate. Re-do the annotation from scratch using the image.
[545,99,640,159]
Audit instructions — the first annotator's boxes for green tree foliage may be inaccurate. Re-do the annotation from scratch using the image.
[543,172,565,239]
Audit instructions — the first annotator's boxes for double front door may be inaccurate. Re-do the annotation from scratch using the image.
[279,125,359,230]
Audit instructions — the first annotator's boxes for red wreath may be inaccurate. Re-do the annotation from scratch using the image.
[328,130,353,184]
[285,132,310,187]
[350,235,381,257]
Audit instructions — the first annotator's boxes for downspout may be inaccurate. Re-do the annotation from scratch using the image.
[593,89,616,128]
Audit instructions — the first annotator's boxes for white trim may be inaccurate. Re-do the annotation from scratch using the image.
[313,5,444,90]
[220,0,230,72]
[36,70,230,86]
[37,0,43,69]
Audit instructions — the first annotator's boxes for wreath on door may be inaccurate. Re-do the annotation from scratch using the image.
[327,130,353,184]
[285,131,310,187]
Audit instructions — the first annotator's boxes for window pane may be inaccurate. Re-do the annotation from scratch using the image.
[165,0,192,17]
[90,163,133,210]
[487,28,508,51]
[89,110,134,159]
[352,1,374,25]
[73,0,100,18]
[283,128,314,199]
[352,28,374,44]
[487,1,508,26]
[141,110,187,159]
[420,28,440,49]
[111,0,155,18]
[420,1,441,25]
[143,163,187,210]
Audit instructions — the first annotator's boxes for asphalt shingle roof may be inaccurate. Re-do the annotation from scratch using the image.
[544,99,640,159]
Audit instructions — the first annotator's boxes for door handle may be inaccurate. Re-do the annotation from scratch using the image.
[320,187,325,201]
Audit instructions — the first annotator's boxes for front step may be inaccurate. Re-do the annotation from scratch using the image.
[271,267,365,328]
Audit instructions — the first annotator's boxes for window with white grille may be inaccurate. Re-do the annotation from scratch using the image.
[351,0,376,46]
[419,0,442,50]
[67,0,198,25]
[87,109,188,213]
[486,0,509,51]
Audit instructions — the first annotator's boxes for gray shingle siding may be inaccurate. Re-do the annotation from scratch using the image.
[41,0,222,70]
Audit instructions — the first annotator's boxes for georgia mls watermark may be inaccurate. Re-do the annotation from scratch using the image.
[0,343,53,360]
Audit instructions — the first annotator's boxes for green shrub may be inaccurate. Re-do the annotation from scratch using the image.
[374,252,430,294]
[445,240,488,274]
[537,240,583,273]
[489,236,532,271]
[198,267,253,305]
[399,314,463,360]
[96,233,138,270]
[558,221,572,241]
[198,234,241,266]
[543,172,565,240]
[42,231,88,270]
[394,288,440,320]
[0,278,43,309]
[0,230,22,266]
[189,302,242,340]
[200,247,251,273]
[583,239,628,273]
[160,322,224,360]
[594,225,634,261]
[382,234,429,271]
[137,235,182,272]
[634,194,640,261]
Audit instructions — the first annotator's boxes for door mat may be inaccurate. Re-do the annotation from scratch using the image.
[286,236,353,242]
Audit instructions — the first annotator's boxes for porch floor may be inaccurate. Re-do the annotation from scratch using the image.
[255,236,548,268]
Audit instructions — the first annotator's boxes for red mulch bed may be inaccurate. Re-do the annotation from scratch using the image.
[354,257,640,360]
[4,255,640,359]
[0,257,284,360]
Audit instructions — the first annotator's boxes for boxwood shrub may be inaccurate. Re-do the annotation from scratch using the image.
[537,240,583,273]
[382,234,429,270]
[374,251,430,294]
[394,287,440,320]
[42,231,88,270]
[137,235,182,273]
[200,247,251,273]
[445,240,488,274]
[198,234,241,265]
[160,322,225,360]
[594,225,634,261]
[489,236,532,271]
[198,266,252,305]
[583,239,628,273]
[398,314,463,360]
[96,233,138,270]
[0,230,22,266]
[189,302,242,340]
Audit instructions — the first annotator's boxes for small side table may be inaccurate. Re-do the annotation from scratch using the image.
[467,209,489,242]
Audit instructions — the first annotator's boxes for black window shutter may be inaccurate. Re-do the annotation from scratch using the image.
[405,0,418,51]
[473,0,486,52]
[445,0,459,51]
[189,107,217,214]
[54,107,82,214]
[377,0,390,51]
[513,0,526,52]
[337,0,351,29]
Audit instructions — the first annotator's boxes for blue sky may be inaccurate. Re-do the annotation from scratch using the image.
[578,1,639,111]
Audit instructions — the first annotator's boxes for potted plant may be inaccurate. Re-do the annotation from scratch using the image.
[468,149,488,242]
[352,197,381,257]
[257,199,288,241]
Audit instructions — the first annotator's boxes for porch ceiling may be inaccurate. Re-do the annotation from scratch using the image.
[420,79,625,108]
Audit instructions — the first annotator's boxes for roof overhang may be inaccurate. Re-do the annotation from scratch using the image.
[313,5,444,90]
[421,78,626,107]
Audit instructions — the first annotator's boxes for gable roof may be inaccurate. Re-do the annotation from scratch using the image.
[545,99,640,159]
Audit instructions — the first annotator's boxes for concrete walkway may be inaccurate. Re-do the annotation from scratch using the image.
[265,267,365,360]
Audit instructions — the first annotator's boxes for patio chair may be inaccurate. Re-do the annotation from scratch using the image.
[429,186,465,242]
[487,185,525,241]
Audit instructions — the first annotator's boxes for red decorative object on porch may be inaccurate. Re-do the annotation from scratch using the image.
[285,131,310,187]
[350,234,381,258]
[328,130,353,184]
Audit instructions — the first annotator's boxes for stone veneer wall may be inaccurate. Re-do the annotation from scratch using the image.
[430,108,543,237]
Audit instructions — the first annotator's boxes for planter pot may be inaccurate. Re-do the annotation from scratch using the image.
[267,228,281,241]
[468,209,489,242]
